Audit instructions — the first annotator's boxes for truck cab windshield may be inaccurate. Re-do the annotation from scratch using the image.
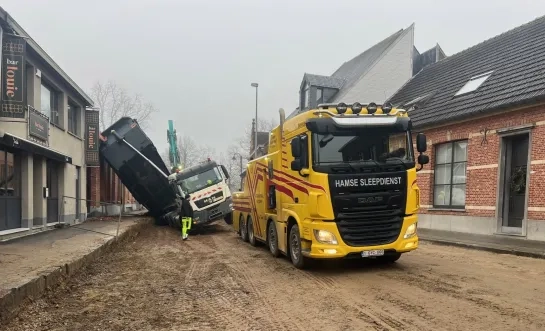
[312,129,414,169]
[178,167,223,194]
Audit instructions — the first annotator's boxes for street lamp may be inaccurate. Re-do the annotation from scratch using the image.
[232,152,244,191]
[251,82,259,157]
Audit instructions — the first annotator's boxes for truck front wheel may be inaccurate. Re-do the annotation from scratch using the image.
[239,215,249,242]
[289,224,307,269]
[224,212,233,225]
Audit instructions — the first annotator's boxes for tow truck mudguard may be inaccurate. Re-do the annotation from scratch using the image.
[192,198,233,226]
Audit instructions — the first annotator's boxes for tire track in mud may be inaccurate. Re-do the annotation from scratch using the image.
[213,231,305,330]
[219,231,414,331]
[6,223,545,331]
[383,268,542,328]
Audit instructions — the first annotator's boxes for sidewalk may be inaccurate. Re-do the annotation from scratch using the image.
[418,228,545,259]
[0,216,150,322]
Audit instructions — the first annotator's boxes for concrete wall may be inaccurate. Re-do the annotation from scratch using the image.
[415,103,545,241]
[335,25,415,104]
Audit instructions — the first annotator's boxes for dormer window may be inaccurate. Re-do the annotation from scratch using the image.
[316,88,323,105]
[304,82,310,108]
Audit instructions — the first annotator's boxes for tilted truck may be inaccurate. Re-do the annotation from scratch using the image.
[232,102,429,269]
[100,117,233,228]
[166,159,233,228]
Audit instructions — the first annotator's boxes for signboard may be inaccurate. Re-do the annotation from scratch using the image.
[28,106,49,142]
[85,109,100,166]
[1,34,26,119]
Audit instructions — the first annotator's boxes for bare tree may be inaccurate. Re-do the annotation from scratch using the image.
[90,80,158,131]
[222,118,277,191]
[236,117,278,157]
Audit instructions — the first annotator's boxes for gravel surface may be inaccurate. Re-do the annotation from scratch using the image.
[3,222,545,331]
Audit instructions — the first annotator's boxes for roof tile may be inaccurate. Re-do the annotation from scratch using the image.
[387,15,545,128]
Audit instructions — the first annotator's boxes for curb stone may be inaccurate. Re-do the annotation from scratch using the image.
[420,238,545,259]
[0,219,151,323]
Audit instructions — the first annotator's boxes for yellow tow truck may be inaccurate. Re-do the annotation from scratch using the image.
[232,102,429,269]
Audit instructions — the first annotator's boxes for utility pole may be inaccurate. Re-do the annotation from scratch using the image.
[251,82,259,156]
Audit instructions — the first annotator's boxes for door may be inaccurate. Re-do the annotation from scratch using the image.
[75,166,81,221]
[501,134,529,234]
[46,160,59,223]
[0,150,22,231]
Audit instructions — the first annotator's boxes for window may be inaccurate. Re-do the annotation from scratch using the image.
[455,71,493,96]
[0,149,20,197]
[433,141,468,207]
[40,81,58,123]
[304,87,310,108]
[68,102,79,135]
[316,87,323,104]
[312,128,413,167]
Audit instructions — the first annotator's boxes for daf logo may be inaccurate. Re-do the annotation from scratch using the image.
[358,196,383,204]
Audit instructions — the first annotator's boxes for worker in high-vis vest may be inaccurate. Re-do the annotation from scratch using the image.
[179,185,193,240]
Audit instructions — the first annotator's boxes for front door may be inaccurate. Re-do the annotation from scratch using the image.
[501,134,529,234]
[75,167,81,221]
[46,160,59,223]
[0,149,22,231]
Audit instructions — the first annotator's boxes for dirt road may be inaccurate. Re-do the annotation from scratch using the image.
[4,223,545,331]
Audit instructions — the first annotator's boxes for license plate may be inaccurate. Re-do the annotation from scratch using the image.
[361,249,384,257]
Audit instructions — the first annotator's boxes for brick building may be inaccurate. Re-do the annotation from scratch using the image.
[387,15,545,241]
[87,161,139,216]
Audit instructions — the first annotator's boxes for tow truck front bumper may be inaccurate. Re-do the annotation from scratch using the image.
[301,214,419,259]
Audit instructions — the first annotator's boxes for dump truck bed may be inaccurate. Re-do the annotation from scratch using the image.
[100,117,178,218]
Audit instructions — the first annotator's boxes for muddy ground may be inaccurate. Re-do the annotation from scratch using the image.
[3,223,545,331]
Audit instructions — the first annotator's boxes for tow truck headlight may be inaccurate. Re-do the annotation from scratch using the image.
[404,223,417,239]
[314,230,338,245]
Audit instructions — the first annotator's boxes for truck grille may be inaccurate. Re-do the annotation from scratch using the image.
[336,210,403,247]
[327,171,408,247]
[194,191,224,208]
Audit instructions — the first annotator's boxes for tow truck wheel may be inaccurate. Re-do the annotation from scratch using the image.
[247,216,257,247]
[239,215,249,242]
[289,224,307,269]
[267,221,280,257]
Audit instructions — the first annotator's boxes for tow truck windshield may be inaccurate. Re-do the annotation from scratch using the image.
[312,129,414,171]
[179,167,224,194]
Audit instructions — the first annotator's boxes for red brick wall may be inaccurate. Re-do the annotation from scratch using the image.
[415,103,545,221]
[88,167,101,207]
[88,160,136,207]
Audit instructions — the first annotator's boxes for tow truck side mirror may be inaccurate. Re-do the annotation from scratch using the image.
[418,154,429,165]
[416,133,427,153]
[291,159,303,171]
[291,137,302,158]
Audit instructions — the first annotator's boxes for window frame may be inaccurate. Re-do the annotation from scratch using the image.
[433,140,468,209]
[40,79,59,125]
[0,148,21,198]
[316,87,323,105]
[67,101,79,136]
[454,71,493,96]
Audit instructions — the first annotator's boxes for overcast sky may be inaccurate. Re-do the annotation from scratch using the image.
[3,0,545,156]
